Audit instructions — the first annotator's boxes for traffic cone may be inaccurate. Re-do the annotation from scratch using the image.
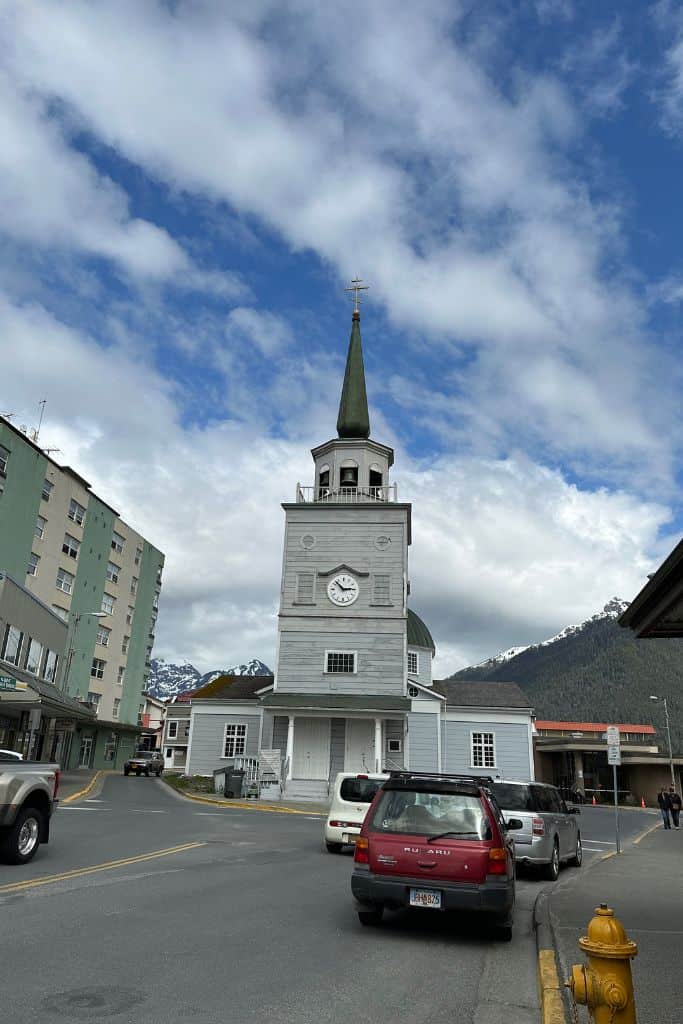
[592,795,597,806]
[641,797,646,809]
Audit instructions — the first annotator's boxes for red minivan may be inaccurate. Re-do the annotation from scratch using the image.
[351,772,522,940]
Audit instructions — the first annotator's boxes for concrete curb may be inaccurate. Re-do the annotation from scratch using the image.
[61,770,105,804]
[161,780,326,817]
[632,819,662,845]
[534,888,568,1024]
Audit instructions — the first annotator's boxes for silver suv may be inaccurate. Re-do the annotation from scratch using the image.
[489,780,581,880]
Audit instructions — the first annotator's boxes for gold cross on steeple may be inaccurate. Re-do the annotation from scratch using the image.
[345,276,369,313]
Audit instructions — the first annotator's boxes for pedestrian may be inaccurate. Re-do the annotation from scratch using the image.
[657,787,672,829]
[669,786,682,829]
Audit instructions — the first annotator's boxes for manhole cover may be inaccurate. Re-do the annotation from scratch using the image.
[44,986,146,1019]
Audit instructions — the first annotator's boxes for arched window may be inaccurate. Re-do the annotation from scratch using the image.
[369,463,383,489]
[339,459,358,489]
[317,464,330,498]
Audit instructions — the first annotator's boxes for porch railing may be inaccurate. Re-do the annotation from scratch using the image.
[295,484,397,504]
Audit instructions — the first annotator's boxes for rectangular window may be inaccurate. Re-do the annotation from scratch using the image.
[112,698,120,720]
[91,658,106,680]
[122,635,130,654]
[0,444,9,475]
[168,721,178,738]
[407,651,419,675]
[106,561,120,584]
[62,533,80,559]
[27,551,40,576]
[44,649,58,683]
[1,625,23,666]
[42,478,53,502]
[471,732,496,769]
[223,723,247,758]
[87,691,102,711]
[126,606,135,625]
[135,545,143,566]
[51,604,68,621]
[130,577,138,595]
[111,531,125,554]
[101,593,115,615]
[152,590,159,611]
[56,567,74,594]
[68,498,86,525]
[325,650,356,674]
[372,574,391,605]
[295,571,315,604]
[117,665,125,684]
[25,638,43,675]
[96,625,111,647]
[388,738,402,754]
[35,515,47,539]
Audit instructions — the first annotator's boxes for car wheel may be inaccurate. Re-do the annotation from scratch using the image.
[156,769,162,777]
[0,805,44,864]
[496,922,513,942]
[569,834,582,868]
[145,770,150,777]
[544,839,560,881]
[325,841,343,854]
[358,905,384,926]
[135,770,141,776]
[123,768,130,776]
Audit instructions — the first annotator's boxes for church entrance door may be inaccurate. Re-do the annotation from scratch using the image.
[292,717,330,779]
[344,719,375,772]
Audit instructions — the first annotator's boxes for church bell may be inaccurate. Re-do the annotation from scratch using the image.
[340,467,357,488]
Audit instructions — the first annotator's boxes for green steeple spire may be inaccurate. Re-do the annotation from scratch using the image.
[336,311,371,439]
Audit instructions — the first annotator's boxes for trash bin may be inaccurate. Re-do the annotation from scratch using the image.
[224,768,245,798]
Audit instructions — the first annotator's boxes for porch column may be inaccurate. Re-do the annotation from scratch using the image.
[286,715,295,780]
[573,750,585,795]
[374,718,382,773]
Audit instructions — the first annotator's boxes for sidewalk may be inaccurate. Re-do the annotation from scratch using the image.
[549,825,682,1023]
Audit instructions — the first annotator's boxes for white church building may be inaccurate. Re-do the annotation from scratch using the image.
[179,302,534,798]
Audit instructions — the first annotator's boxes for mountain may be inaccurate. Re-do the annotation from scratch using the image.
[146,658,272,700]
[449,598,683,752]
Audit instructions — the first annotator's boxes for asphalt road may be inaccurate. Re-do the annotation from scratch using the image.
[0,778,656,1024]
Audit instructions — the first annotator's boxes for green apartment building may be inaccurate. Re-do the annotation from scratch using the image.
[0,416,164,768]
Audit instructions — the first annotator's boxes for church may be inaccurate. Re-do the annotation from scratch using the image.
[177,294,534,798]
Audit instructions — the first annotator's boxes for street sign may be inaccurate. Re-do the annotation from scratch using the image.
[0,675,27,692]
[606,726,620,745]
[608,745,622,766]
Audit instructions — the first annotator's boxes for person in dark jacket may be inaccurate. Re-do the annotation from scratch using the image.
[668,786,682,829]
[657,788,672,829]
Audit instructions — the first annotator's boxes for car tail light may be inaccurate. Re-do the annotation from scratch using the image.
[329,820,352,828]
[487,848,507,875]
[356,774,368,779]
[532,816,545,837]
[53,769,61,799]
[354,836,369,864]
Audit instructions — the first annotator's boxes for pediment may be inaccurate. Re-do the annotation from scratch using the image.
[316,563,370,578]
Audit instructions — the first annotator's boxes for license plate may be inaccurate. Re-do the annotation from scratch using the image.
[342,833,357,845]
[410,888,442,909]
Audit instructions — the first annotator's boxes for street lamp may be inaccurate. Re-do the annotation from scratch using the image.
[61,611,109,694]
[650,694,675,786]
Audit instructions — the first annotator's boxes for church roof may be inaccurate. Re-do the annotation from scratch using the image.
[407,608,435,655]
[336,311,370,439]
[433,679,532,709]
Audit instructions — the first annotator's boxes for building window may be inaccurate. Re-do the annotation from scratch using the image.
[42,478,53,502]
[152,590,159,611]
[62,533,80,559]
[35,515,47,539]
[135,545,143,566]
[388,738,402,754]
[372,574,391,605]
[407,651,419,675]
[96,625,111,647]
[295,572,315,604]
[126,606,135,625]
[112,699,120,720]
[27,552,40,576]
[223,723,247,758]
[91,658,106,680]
[101,593,115,615]
[68,498,86,526]
[51,605,68,621]
[25,638,44,675]
[44,649,58,683]
[87,691,102,712]
[168,721,178,739]
[117,665,125,685]
[106,561,120,584]
[408,685,419,698]
[1,625,23,666]
[111,531,125,554]
[325,651,356,674]
[56,567,74,594]
[122,635,130,654]
[471,732,496,769]
[0,444,9,475]
[130,576,138,595]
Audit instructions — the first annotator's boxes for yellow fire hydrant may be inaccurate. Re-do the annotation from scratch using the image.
[566,903,638,1022]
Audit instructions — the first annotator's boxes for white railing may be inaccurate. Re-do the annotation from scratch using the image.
[295,484,397,504]
[233,756,259,783]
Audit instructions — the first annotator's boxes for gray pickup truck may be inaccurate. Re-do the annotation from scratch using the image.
[0,759,60,864]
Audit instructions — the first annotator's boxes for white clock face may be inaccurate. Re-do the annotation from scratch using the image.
[327,573,360,606]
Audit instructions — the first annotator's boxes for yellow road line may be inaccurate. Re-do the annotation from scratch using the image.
[633,820,662,845]
[0,841,206,895]
[167,786,325,817]
[538,948,568,1024]
[61,770,105,804]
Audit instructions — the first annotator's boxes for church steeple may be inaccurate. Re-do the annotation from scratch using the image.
[336,310,370,440]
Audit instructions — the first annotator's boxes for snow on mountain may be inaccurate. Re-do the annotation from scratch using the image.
[146,657,272,700]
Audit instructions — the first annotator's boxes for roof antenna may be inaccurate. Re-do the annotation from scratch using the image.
[30,399,47,444]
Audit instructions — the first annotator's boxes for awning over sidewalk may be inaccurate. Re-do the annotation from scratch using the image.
[619,536,683,637]
[261,693,410,713]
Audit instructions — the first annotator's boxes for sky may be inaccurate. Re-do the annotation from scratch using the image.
[2,0,683,675]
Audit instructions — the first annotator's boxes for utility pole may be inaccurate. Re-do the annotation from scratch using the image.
[650,695,676,786]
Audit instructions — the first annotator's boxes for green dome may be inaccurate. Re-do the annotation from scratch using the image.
[407,608,435,655]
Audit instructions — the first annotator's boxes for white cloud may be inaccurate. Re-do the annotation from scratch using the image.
[225,307,294,357]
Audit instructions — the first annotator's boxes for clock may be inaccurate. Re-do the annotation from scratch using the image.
[327,573,360,606]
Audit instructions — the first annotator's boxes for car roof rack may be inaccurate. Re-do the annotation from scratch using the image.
[387,771,494,786]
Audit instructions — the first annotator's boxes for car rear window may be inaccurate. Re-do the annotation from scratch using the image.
[369,789,492,840]
[489,783,534,812]
[340,778,382,803]
[134,752,153,759]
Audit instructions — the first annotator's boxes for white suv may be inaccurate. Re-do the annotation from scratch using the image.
[325,772,388,853]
